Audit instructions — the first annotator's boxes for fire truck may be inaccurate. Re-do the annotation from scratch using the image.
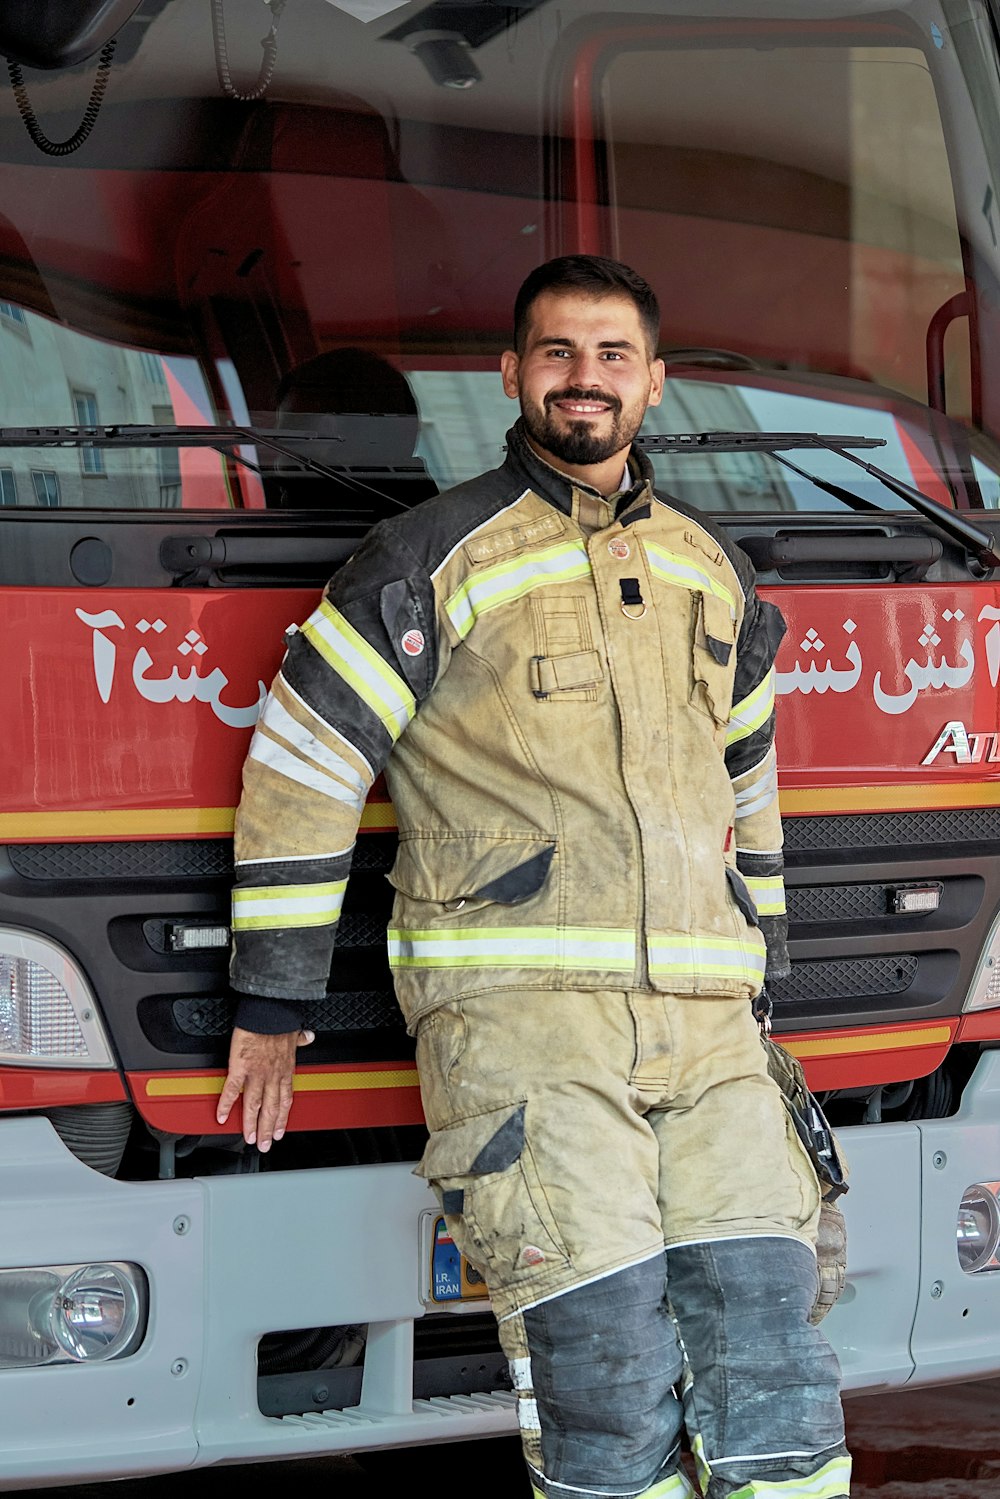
[3,0,1000,1485]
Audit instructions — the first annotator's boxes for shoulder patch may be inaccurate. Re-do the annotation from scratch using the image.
[465,511,566,564]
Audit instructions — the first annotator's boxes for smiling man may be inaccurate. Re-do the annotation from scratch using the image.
[221,256,851,1499]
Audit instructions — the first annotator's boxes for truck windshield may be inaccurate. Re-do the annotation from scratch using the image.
[0,0,996,513]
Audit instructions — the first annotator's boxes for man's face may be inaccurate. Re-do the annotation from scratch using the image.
[500,290,664,469]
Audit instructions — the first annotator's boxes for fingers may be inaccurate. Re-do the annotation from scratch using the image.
[216,1028,303,1152]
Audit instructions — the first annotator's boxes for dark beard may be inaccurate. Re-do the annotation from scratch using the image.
[522,386,633,465]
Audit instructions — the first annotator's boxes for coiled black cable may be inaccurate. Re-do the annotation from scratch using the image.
[8,38,116,157]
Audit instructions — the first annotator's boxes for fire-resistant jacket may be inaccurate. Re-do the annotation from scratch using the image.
[230,421,789,1035]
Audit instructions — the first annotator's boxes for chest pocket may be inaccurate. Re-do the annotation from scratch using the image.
[691,590,738,726]
[529,595,604,703]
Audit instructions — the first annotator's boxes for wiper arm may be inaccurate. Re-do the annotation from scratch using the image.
[0,423,346,481]
[767,450,884,514]
[638,428,1000,569]
[819,439,1000,571]
[635,430,887,455]
[0,422,423,513]
[637,429,890,515]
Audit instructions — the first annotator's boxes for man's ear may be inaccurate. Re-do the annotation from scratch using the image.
[500,349,520,401]
[647,357,666,408]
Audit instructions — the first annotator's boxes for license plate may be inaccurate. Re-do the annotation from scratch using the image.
[421,1212,490,1305]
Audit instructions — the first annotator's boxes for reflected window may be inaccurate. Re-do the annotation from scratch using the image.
[0,468,16,506]
[30,470,59,507]
[72,391,105,474]
[0,302,27,328]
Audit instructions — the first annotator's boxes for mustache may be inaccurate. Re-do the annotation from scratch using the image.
[544,386,622,414]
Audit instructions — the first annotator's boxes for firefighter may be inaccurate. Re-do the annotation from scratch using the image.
[219,255,851,1499]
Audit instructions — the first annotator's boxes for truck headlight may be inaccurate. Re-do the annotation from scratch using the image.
[0,1262,146,1368]
[964,913,1000,1012]
[957,1183,1000,1273]
[0,928,114,1067]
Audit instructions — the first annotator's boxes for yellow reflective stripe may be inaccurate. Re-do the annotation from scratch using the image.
[388,926,636,970]
[727,669,775,746]
[643,540,737,608]
[728,1453,851,1498]
[647,932,767,981]
[232,879,347,930]
[302,600,415,740]
[445,541,591,640]
[742,874,786,916]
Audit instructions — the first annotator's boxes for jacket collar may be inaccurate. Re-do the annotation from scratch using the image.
[503,418,652,518]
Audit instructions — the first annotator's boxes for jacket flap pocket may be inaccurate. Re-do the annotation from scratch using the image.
[388,834,556,904]
[726,865,759,927]
[415,1102,525,1179]
[530,649,604,695]
[699,591,737,664]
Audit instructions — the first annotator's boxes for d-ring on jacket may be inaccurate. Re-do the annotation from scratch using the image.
[229,419,790,1033]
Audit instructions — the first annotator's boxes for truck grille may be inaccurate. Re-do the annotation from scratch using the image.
[173,991,403,1038]
[784,808,1000,854]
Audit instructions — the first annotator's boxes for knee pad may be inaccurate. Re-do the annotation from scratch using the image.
[507,1255,686,1496]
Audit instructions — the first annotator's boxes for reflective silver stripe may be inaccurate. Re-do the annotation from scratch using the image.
[232,879,347,930]
[278,672,375,782]
[249,730,368,809]
[733,757,778,817]
[742,874,786,916]
[643,540,737,608]
[515,1396,541,1434]
[235,843,354,867]
[302,599,415,740]
[647,933,766,981]
[257,695,370,797]
[727,669,775,746]
[445,541,591,640]
[388,925,636,970]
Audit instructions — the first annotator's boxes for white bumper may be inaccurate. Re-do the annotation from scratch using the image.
[3,1047,1000,1487]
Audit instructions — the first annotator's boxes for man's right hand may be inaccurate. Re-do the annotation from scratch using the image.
[217,1026,315,1152]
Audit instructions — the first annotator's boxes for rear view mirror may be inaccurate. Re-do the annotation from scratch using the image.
[0,1,142,69]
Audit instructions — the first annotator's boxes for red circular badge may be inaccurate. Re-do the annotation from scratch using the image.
[608,538,631,560]
[401,628,425,657]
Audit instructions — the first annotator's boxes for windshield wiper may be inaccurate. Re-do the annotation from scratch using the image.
[0,423,346,478]
[638,429,1000,570]
[635,430,887,455]
[0,422,428,512]
[818,438,1000,570]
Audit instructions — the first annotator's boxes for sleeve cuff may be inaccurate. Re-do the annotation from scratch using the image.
[232,995,306,1035]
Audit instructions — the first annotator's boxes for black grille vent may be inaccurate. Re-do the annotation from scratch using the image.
[7,832,398,882]
[9,840,234,880]
[787,884,889,924]
[338,911,390,946]
[784,808,1000,854]
[349,836,397,872]
[771,955,918,1006]
[174,990,403,1038]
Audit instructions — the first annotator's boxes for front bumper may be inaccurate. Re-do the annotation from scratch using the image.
[4,1048,1000,1487]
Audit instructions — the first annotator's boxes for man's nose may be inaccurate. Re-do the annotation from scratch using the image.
[566,350,605,388]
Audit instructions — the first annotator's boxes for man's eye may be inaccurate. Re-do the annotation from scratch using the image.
[600,351,624,361]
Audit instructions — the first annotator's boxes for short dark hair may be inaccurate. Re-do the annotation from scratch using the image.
[513,255,660,356]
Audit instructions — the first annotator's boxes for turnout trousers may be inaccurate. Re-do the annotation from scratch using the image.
[414,989,851,1499]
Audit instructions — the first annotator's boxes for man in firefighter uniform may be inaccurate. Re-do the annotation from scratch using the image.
[220,256,851,1499]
